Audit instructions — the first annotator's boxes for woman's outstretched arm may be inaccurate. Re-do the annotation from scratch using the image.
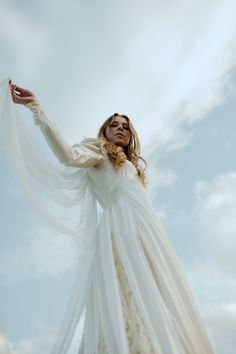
[8,81,104,167]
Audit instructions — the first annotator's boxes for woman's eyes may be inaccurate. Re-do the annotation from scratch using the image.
[110,123,129,130]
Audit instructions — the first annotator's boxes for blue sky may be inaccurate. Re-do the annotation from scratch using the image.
[0,0,236,353]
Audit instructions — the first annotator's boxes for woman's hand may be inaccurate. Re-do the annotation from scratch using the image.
[9,80,37,105]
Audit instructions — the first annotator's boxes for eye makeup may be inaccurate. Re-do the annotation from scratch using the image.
[110,121,130,130]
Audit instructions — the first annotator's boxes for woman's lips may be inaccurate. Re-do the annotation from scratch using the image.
[115,133,125,137]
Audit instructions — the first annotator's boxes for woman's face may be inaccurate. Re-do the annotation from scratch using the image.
[105,116,131,148]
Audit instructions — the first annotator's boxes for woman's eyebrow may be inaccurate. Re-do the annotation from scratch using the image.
[111,120,128,125]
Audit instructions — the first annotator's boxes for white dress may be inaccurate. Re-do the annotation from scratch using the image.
[0,80,214,354]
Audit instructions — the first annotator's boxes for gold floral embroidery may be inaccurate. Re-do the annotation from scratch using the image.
[98,238,156,354]
[80,238,157,354]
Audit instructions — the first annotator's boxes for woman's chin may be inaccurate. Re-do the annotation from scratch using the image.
[114,140,127,148]
[108,137,124,146]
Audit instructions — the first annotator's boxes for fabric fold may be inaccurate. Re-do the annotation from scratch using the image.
[0,78,100,354]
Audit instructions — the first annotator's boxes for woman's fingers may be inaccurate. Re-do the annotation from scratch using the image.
[11,89,29,104]
[11,90,19,103]
[9,82,36,104]
[15,86,33,96]
[9,82,34,97]
[10,84,17,97]
[14,85,26,93]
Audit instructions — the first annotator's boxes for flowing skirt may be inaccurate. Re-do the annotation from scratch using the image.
[77,180,213,354]
[79,237,156,354]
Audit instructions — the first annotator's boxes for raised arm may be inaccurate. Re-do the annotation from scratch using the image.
[9,81,105,167]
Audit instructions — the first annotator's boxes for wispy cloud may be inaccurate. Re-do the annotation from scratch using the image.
[1,0,235,150]
[194,172,236,266]
[0,222,77,281]
[9,334,53,354]
[0,333,10,354]
[188,172,236,353]
[0,2,51,81]
[134,0,236,153]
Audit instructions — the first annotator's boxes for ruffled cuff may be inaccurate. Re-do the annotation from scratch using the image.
[25,100,48,126]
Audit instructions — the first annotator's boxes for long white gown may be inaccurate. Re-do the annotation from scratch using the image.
[0,79,214,354]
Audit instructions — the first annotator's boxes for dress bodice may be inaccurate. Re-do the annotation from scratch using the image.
[87,158,143,209]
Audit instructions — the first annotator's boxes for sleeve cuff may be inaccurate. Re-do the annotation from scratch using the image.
[25,100,47,126]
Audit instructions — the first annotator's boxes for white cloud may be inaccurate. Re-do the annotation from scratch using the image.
[188,172,236,353]
[147,165,178,189]
[144,162,178,221]
[194,172,236,268]
[204,304,236,354]
[224,140,234,151]
[0,333,11,354]
[9,334,53,354]
[0,222,77,281]
[146,163,178,204]
[0,2,50,80]
[124,0,236,153]
[2,0,235,153]
[7,314,84,354]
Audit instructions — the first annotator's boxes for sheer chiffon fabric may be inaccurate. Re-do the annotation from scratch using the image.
[93,237,156,354]
[0,79,214,354]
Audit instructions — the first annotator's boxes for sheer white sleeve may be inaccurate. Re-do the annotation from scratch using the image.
[0,79,100,354]
[0,79,101,236]
[25,100,105,168]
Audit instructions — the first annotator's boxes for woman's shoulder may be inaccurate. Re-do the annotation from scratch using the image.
[71,137,107,159]
[71,137,100,149]
[80,137,100,145]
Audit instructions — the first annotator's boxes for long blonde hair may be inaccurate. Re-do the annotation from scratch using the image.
[97,113,147,186]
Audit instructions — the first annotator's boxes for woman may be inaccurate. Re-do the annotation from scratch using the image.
[0,79,213,354]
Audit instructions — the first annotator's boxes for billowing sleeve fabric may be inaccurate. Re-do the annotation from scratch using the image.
[23,101,106,354]
[0,79,103,354]
[25,100,105,168]
[0,78,104,236]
